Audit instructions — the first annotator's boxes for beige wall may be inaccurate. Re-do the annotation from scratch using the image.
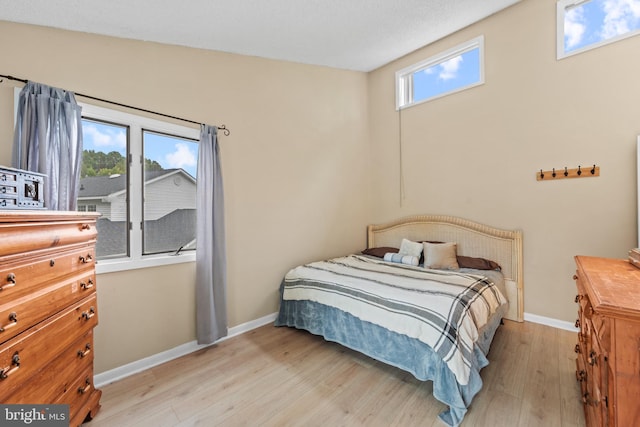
[368,0,640,322]
[2,0,640,374]
[0,21,370,373]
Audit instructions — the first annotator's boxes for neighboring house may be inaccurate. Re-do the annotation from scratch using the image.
[77,169,196,257]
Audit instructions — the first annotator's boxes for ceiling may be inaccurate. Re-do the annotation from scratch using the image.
[0,0,521,72]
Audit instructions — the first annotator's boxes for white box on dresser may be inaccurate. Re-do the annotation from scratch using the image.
[0,211,101,427]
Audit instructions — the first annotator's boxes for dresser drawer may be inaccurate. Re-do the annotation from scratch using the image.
[0,271,96,344]
[2,330,94,404]
[57,365,96,422]
[0,219,97,257]
[0,245,96,302]
[0,294,98,400]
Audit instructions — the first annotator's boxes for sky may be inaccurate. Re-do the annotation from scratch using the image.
[564,0,640,52]
[412,47,480,103]
[82,120,198,178]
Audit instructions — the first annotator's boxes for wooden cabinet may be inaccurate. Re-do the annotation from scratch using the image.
[574,256,640,427]
[0,211,101,427]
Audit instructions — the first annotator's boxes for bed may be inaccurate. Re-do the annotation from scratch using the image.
[274,215,523,426]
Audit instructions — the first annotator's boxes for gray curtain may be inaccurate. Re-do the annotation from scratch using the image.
[196,124,228,344]
[12,81,83,211]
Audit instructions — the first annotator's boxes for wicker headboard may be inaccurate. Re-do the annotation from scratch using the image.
[367,215,523,322]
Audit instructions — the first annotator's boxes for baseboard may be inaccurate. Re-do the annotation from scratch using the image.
[94,312,278,388]
[95,310,573,387]
[524,312,578,332]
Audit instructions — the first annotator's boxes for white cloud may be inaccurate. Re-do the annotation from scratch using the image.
[565,7,586,48]
[165,142,196,170]
[438,55,463,81]
[83,123,126,150]
[601,0,640,40]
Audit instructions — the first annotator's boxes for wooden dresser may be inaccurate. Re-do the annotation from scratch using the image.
[573,255,640,427]
[0,211,101,426]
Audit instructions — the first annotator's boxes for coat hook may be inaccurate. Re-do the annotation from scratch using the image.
[564,167,568,177]
[591,164,596,175]
[552,168,556,178]
[577,165,582,176]
[540,169,544,179]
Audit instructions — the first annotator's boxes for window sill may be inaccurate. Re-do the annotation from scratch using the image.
[96,252,196,275]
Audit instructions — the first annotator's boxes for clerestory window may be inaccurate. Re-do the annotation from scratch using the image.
[396,36,484,110]
[558,0,640,59]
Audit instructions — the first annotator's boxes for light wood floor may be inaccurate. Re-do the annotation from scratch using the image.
[85,320,585,427]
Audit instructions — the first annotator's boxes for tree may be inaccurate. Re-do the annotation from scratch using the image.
[82,150,164,177]
[81,150,126,177]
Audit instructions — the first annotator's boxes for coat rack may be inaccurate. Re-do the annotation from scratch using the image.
[536,165,599,181]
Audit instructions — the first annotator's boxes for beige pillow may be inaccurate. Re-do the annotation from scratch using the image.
[423,242,459,270]
[399,238,423,258]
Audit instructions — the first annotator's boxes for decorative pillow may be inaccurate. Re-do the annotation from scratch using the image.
[423,242,459,270]
[362,245,500,270]
[399,238,423,258]
[361,247,399,258]
[383,252,419,266]
[457,255,501,271]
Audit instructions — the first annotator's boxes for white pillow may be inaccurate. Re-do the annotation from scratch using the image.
[399,238,423,258]
[423,242,459,270]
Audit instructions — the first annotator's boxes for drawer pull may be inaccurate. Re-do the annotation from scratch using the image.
[81,307,96,320]
[50,259,55,267]
[0,312,18,333]
[80,279,95,290]
[588,349,597,365]
[81,224,91,231]
[0,352,20,380]
[79,254,93,264]
[77,343,91,358]
[77,378,92,394]
[574,344,581,354]
[575,319,580,329]
[573,274,578,281]
[576,369,586,382]
[0,273,16,291]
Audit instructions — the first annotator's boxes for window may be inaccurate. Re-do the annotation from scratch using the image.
[558,0,640,59]
[79,103,199,273]
[396,36,484,109]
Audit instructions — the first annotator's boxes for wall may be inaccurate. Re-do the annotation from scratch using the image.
[368,0,640,323]
[0,21,370,373]
[3,0,639,374]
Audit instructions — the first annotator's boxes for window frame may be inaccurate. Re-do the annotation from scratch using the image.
[80,102,199,274]
[395,35,485,110]
[557,0,640,59]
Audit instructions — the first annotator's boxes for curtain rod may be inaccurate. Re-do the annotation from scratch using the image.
[0,73,230,136]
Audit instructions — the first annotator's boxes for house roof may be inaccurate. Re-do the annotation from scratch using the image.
[78,169,194,199]
[95,208,196,257]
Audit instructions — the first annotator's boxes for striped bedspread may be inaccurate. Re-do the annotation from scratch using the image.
[282,254,507,385]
